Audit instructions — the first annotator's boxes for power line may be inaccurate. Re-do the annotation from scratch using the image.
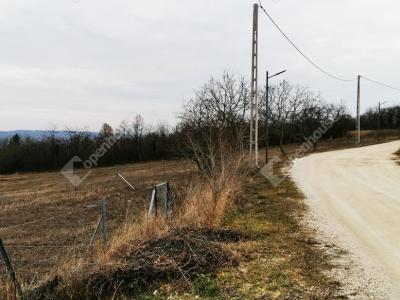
[258,0,357,82]
[257,1,400,94]
[361,76,400,92]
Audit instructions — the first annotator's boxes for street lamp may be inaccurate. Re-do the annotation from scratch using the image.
[378,100,389,143]
[265,70,287,164]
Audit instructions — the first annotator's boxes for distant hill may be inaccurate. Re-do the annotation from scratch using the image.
[0,130,98,140]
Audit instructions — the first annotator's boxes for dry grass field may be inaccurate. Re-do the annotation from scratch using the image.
[1,131,399,297]
[0,160,196,285]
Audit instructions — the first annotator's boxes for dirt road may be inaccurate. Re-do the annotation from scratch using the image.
[291,141,400,298]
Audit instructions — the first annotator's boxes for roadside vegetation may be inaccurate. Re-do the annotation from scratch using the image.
[13,155,247,299]
[10,156,343,300]
[0,71,399,299]
[1,71,399,175]
[218,173,339,299]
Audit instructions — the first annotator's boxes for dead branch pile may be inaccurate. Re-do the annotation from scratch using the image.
[24,228,244,299]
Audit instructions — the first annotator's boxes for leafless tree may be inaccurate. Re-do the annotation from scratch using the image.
[260,80,346,155]
[179,71,250,174]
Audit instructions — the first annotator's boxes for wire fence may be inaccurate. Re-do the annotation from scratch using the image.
[0,175,176,297]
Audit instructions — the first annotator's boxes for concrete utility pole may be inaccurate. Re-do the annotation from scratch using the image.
[378,101,389,144]
[265,71,269,164]
[250,3,259,164]
[378,101,382,144]
[356,75,361,144]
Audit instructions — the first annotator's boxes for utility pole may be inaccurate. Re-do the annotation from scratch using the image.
[356,75,361,144]
[378,101,381,144]
[250,3,259,164]
[377,101,389,144]
[265,71,269,164]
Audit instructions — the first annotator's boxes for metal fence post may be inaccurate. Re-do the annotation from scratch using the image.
[154,186,158,218]
[87,215,103,251]
[0,239,22,297]
[148,188,156,220]
[148,182,173,220]
[166,182,172,218]
[101,198,109,248]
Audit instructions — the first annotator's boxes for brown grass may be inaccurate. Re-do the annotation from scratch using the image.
[347,129,400,139]
[176,158,247,228]
[30,228,242,299]
[2,132,398,298]
[99,155,247,258]
[1,153,249,298]
[0,160,197,286]
[0,279,18,300]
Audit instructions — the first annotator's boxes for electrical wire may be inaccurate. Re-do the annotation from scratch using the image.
[258,0,356,82]
[258,0,400,94]
[361,76,400,92]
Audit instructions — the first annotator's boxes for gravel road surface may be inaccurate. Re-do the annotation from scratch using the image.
[292,141,400,299]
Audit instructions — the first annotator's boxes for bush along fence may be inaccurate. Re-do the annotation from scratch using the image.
[0,175,175,299]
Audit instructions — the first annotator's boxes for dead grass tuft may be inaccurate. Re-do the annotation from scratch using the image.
[0,279,18,300]
[177,156,249,228]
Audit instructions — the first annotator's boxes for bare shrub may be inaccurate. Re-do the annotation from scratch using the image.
[178,71,250,174]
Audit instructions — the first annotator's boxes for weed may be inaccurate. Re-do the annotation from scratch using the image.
[193,274,221,298]
[216,175,339,299]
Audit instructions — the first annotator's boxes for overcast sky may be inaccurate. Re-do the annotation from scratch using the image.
[1,0,399,131]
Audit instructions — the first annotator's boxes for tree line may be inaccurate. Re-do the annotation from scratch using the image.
[0,117,179,173]
[361,105,400,130]
[0,72,398,174]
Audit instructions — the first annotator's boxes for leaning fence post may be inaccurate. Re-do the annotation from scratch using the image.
[148,188,156,220]
[166,182,171,218]
[117,173,136,191]
[154,186,158,218]
[87,215,103,251]
[0,239,22,297]
[101,198,109,248]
